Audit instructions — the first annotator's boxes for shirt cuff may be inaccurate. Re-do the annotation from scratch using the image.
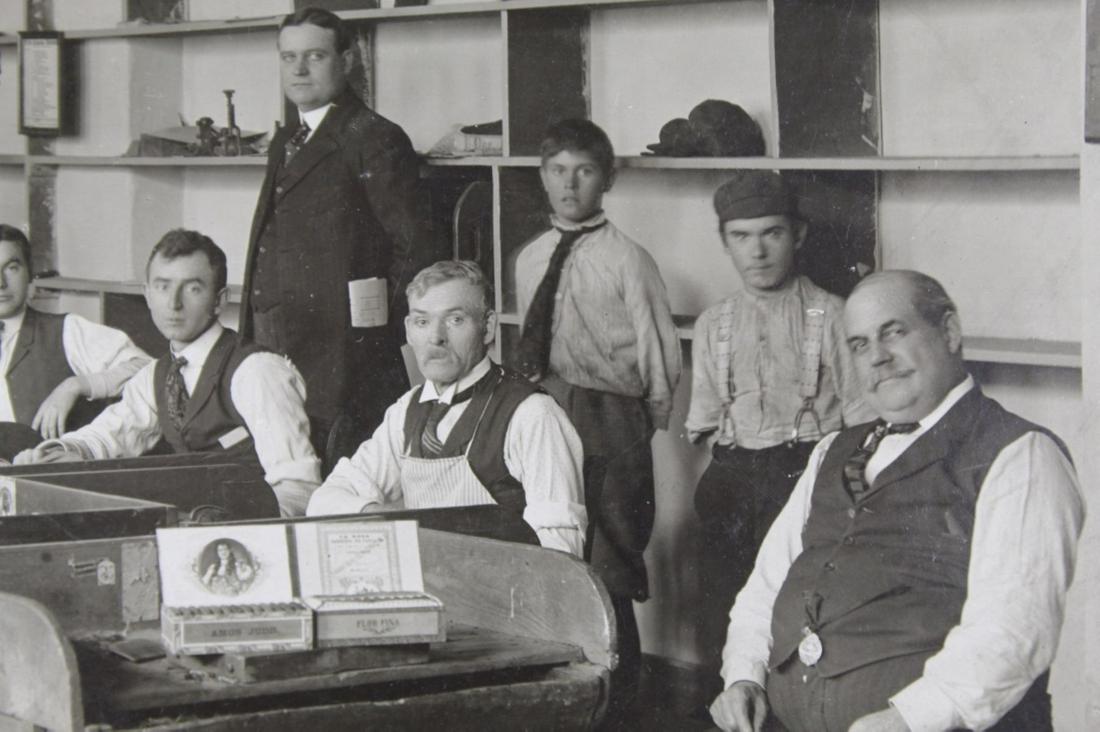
[262,456,321,490]
[271,479,318,517]
[890,677,965,732]
[523,499,587,534]
[721,659,768,691]
[535,527,584,557]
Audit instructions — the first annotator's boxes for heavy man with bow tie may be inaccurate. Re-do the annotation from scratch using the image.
[710,271,1084,732]
[307,260,587,558]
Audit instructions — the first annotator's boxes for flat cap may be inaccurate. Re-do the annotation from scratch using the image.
[713,169,798,225]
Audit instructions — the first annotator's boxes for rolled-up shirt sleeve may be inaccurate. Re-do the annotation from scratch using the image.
[59,362,163,458]
[504,392,588,557]
[61,313,151,399]
[230,353,321,509]
[889,432,1085,731]
[307,394,409,516]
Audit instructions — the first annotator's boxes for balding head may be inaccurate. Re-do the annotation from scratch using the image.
[843,271,966,423]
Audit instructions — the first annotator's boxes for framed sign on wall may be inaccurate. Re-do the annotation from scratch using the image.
[19,31,74,137]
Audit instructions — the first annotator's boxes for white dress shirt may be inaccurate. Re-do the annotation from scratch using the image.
[52,324,320,515]
[308,357,588,557]
[720,376,1085,731]
[299,103,331,143]
[0,309,150,421]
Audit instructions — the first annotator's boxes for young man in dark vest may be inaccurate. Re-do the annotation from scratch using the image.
[0,224,149,454]
[15,229,320,516]
[307,260,587,558]
[710,271,1084,732]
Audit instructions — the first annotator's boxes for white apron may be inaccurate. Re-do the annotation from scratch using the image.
[398,389,498,509]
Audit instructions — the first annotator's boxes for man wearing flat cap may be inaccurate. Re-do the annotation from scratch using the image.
[686,169,872,686]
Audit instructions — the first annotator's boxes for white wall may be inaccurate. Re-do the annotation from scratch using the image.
[590,1,774,157]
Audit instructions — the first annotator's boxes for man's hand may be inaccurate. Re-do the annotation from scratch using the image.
[849,707,910,732]
[710,680,769,732]
[32,377,84,439]
[13,442,84,466]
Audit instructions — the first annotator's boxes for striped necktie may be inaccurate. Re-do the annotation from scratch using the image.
[515,221,606,379]
[842,419,919,496]
[420,384,476,457]
[283,122,310,166]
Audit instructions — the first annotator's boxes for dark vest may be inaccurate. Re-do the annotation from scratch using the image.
[402,364,540,545]
[7,308,110,428]
[769,386,1069,678]
[154,329,264,462]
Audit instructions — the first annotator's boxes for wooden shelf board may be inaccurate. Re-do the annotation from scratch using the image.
[19,154,1076,172]
[28,155,267,168]
[36,277,243,303]
[963,336,1081,369]
[667,315,1078,368]
[425,155,1079,171]
[64,17,281,41]
[53,0,721,40]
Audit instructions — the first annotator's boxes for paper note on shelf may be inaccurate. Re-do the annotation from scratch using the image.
[349,277,388,328]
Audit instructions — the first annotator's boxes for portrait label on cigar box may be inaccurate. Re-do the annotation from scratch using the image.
[156,525,311,655]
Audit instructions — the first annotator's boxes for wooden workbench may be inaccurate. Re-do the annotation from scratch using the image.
[0,453,279,522]
[0,526,615,731]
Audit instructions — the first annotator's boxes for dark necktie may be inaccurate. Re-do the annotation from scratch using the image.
[843,419,919,496]
[0,321,5,364]
[515,222,606,379]
[164,355,189,432]
[283,122,310,165]
[420,384,476,457]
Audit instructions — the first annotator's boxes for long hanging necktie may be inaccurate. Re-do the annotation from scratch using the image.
[164,354,189,432]
[283,122,310,166]
[419,385,476,458]
[515,222,606,379]
[843,419,919,496]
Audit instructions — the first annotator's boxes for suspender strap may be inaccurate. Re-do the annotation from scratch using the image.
[791,288,828,442]
[715,297,738,445]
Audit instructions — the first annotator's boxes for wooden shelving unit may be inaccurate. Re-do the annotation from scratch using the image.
[0,0,1082,374]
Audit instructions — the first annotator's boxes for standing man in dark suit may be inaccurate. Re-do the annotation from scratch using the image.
[243,6,437,459]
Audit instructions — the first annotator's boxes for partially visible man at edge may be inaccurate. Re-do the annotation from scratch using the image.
[0,224,149,446]
[710,270,1084,732]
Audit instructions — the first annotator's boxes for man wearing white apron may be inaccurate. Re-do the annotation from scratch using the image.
[307,260,587,557]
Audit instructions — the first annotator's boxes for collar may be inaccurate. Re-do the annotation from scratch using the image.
[171,322,224,371]
[0,308,26,338]
[299,103,333,135]
[741,273,802,303]
[420,356,492,404]
[898,374,975,439]
[551,210,607,232]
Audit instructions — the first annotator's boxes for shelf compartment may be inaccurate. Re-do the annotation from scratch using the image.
[425,155,1081,171]
[667,313,1080,368]
[28,155,267,167]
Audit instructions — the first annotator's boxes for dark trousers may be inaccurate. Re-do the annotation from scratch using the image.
[766,655,1052,732]
[695,441,816,687]
[767,653,930,732]
[540,376,654,720]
